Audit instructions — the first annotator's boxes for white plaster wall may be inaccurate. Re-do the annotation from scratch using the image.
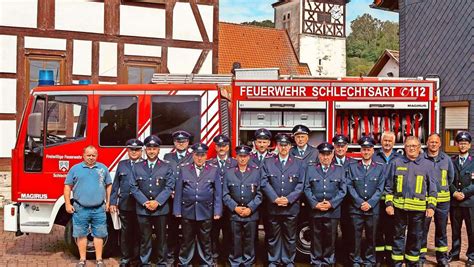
[24,37,67,51]
[168,48,201,74]
[0,35,16,73]
[120,5,165,38]
[124,44,161,58]
[173,2,201,42]
[73,40,92,76]
[0,120,16,157]
[197,4,214,41]
[198,51,212,74]
[0,78,16,114]
[299,35,346,77]
[378,59,399,77]
[99,42,117,77]
[274,1,300,56]
[0,0,37,28]
[55,0,104,34]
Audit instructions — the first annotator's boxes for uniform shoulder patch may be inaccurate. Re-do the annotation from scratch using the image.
[308,160,318,165]
[208,163,218,168]
[180,162,191,167]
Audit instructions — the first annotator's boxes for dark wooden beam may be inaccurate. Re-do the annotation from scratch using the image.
[0,73,16,79]
[192,49,209,74]
[190,0,209,43]
[117,42,125,84]
[105,0,120,36]
[91,41,100,84]
[16,35,25,128]
[37,0,55,30]
[0,114,16,120]
[65,39,73,84]
[0,158,11,171]
[212,0,218,74]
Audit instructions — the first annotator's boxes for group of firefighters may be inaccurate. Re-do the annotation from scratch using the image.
[106,124,474,267]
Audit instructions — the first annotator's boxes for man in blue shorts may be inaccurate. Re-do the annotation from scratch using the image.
[64,145,112,267]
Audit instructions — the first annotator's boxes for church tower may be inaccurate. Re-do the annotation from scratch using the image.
[273,0,348,77]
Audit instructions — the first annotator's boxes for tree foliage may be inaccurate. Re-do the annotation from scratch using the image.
[346,14,399,76]
[241,20,275,28]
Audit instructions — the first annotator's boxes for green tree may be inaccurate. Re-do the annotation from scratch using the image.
[241,20,275,28]
[347,14,399,76]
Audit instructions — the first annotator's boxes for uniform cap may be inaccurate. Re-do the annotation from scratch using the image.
[276,133,291,145]
[358,136,375,148]
[455,131,472,143]
[317,142,334,153]
[191,143,209,154]
[332,134,349,145]
[213,134,230,146]
[254,128,272,140]
[126,138,144,149]
[144,135,161,147]
[292,124,310,135]
[235,145,252,155]
[172,130,191,142]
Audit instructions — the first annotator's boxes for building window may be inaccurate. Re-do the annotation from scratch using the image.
[125,62,160,84]
[26,55,65,92]
[99,96,138,147]
[443,104,469,153]
[283,12,290,29]
[151,95,201,146]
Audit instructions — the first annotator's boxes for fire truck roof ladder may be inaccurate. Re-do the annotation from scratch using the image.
[151,73,233,85]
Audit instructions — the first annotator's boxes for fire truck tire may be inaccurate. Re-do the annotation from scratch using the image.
[64,218,119,259]
[296,221,311,260]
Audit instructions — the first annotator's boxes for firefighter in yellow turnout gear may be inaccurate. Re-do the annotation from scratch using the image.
[384,136,438,267]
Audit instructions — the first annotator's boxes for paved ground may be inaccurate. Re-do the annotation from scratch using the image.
[0,209,470,266]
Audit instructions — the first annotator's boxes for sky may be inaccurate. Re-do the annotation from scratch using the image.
[219,0,399,33]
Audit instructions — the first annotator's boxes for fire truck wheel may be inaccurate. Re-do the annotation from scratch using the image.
[64,218,119,259]
[296,221,311,259]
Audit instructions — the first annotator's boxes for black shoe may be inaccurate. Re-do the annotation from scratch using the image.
[449,254,460,262]
[466,259,474,267]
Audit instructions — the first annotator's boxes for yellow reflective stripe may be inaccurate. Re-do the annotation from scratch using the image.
[392,254,404,261]
[405,254,420,262]
[441,170,447,187]
[436,246,448,252]
[437,191,450,202]
[427,196,437,206]
[376,246,385,252]
[415,175,423,194]
[397,175,403,193]
[420,247,427,253]
[385,245,392,251]
[385,194,394,202]
[397,167,408,171]
[393,197,427,211]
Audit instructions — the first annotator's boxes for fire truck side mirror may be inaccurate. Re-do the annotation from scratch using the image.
[27,113,42,138]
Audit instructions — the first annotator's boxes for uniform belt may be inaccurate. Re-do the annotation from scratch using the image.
[74,200,104,209]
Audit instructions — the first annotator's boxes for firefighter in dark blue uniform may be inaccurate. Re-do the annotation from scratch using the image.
[419,133,454,266]
[223,145,262,266]
[347,137,385,267]
[250,128,275,167]
[385,136,437,267]
[110,138,144,267]
[290,124,318,165]
[208,134,237,263]
[261,133,305,267]
[373,131,401,264]
[173,143,223,266]
[304,142,347,266]
[449,131,474,266]
[130,135,175,266]
[163,130,193,265]
[331,134,355,265]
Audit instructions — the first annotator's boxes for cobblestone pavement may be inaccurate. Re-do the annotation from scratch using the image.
[0,209,470,266]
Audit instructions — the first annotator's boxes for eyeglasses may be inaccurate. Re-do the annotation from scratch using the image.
[405,145,420,149]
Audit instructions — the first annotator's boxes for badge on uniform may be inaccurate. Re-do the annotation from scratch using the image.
[251,184,255,193]
[471,172,474,180]
[156,179,160,186]
[289,176,293,183]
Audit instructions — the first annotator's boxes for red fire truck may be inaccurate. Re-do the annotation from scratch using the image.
[4,69,439,258]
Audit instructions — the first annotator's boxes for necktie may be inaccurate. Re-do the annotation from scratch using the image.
[178,154,183,161]
[364,165,369,171]
[220,160,225,168]
[196,166,202,176]
[322,166,328,173]
[300,150,304,156]
[259,155,263,162]
[281,160,286,167]
[460,157,466,167]
[149,163,154,169]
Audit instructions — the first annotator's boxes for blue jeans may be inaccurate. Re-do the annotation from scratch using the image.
[72,202,108,238]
